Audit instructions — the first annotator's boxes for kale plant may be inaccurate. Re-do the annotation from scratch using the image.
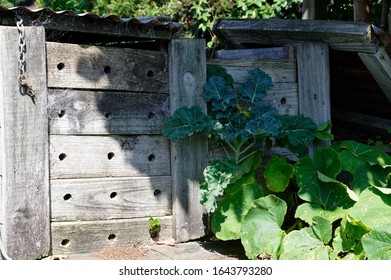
[163,66,391,260]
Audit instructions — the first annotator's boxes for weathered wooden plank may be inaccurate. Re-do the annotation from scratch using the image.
[0,26,50,260]
[213,19,378,53]
[263,83,298,116]
[296,42,330,124]
[332,109,391,135]
[358,47,391,103]
[46,42,168,92]
[169,39,208,242]
[51,216,173,255]
[48,89,169,135]
[296,42,331,151]
[213,46,292,60]
[51,176,172,222]
[207,59,297,83]
[50,135,170,179]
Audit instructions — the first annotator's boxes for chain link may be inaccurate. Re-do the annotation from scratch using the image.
[16,15,35,100]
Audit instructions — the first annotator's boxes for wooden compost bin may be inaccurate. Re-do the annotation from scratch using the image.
[212,19,391,139]
[0,7,207,260]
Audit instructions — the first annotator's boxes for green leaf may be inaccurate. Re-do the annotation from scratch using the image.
[362,223,391,260]
[338,140,391,168]
[241,195,287,259]
[295,203,348,225]
[348,187,391,229]
[212,183,264,240]
[238,68,272,107]
[295,156,355,223]
[315,121,334,141]
[162,106,212,142]
[207,64,234,86]
[203,76,237,118]
[279,227,332,260]
[264,156,294,192]
[350,164,391,195]
[200,158,238,213]
[275,115,317,156]
[311,216,333,244]
[313,148,341,179]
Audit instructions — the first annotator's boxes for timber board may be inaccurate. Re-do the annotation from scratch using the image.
[46,42,168,92]
[51,176,172,222]
[50,135,170,179]
[51,216,173,255]
[213,19,378,53]
[208,59,297,83]
[48,89,169,135]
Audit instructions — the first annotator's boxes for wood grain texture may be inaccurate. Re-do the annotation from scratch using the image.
[208,59,297,83]
[358,47,391,103]
[213,46,291,60]
[213,19,378,53]
[0,27,50,259]
[48,89,169,135]
[46,42,168,92]
[51,216,173,255]
[296,42,331,152]
[296,42,330,124]
[51,176,172,222]
[50,135,170,179]
[169,39,208,242]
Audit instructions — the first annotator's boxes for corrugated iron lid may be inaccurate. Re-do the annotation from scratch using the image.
[0,6,182,42]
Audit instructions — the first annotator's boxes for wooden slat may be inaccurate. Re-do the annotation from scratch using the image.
[51,216,173,255]
[0,27,50,260]
[263,83,298,116]
[46,42,168,92]
[208,59,297,83]
[213,19,378,53]
[358,47,391,103]
[48,89,169,135]
[332,109,391,135]
[213,46,292,60]
[296,42,331,151]
[296,42,331,124]
[169,39,208,242]
[50,135,170,179]
[51,176,172,222]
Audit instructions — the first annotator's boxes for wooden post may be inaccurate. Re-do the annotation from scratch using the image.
[296,42,331,152]
[0,26,49,259]
[302,0,329,20]
[354,0,371,22]
[168,39,208,242]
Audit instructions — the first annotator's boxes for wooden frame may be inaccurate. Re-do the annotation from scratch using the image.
[0,26,208,259]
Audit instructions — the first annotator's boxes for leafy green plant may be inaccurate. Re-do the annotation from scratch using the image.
[163,66,391,260]
[148,217,161,238]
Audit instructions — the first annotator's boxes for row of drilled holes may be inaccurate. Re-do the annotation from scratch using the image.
[57,63,155,78]
[62,188,162,202]
[61,233,117,247]
[58,153,155,161]
[57,110,157,120]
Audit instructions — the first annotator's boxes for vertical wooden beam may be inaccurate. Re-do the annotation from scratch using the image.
[296,43,331,151]
[0,26,49,259]
[354,0,371,22]
[168,39,208,242]
[302,0,329,20]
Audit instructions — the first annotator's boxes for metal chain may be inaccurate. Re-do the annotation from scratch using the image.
[16,15,35,100]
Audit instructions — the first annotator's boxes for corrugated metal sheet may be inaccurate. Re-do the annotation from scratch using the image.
[0,6,182,42]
